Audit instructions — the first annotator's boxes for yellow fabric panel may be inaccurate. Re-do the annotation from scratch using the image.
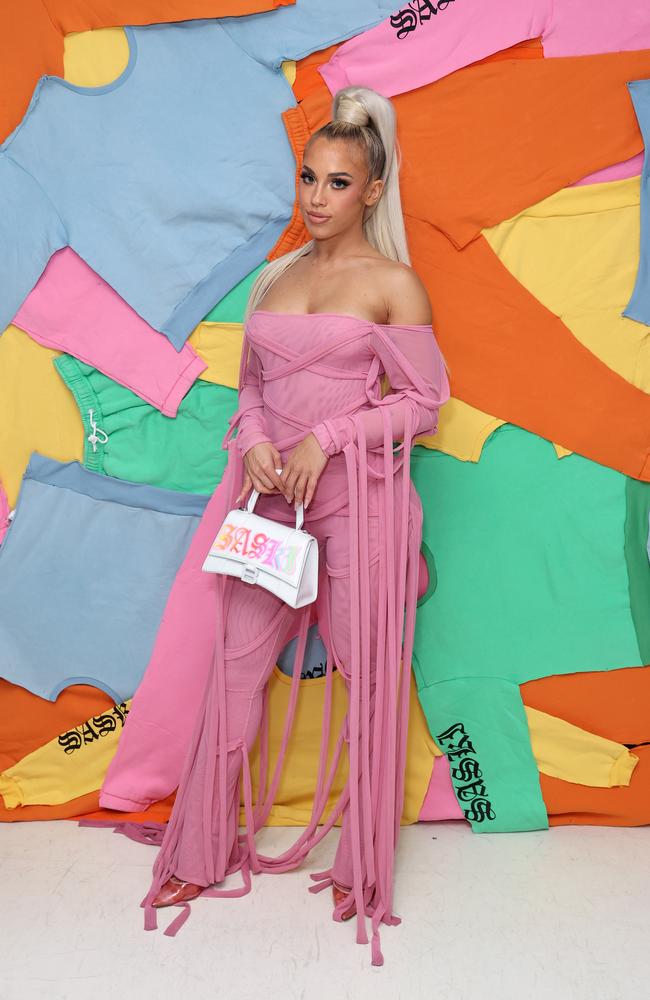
[240,666,439,827]
[525,706,639,787]
[64,28,130,86]
[190,321,244,390]
[0,701,131,808]
[484,178,650,392]
[416,397,570,461]
[0,326,83,508]
[416,397,505,460]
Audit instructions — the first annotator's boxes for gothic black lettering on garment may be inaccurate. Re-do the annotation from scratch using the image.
[390,0,456,40]
[437,720,496,823]
[57,702,130,755]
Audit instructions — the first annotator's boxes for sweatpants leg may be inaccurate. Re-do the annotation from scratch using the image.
[174,577,301,885]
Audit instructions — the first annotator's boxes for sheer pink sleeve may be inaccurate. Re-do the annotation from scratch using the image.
[231,339,273,458]
[311,324,450,457]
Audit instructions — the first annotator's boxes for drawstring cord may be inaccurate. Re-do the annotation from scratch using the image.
[87,408,109,453]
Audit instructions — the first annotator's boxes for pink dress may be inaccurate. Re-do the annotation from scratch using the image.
[103,310,450,966]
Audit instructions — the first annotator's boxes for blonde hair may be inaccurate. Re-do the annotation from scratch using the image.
[244,85,409,322]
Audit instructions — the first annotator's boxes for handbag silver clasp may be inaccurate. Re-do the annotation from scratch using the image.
[241,565,259,585]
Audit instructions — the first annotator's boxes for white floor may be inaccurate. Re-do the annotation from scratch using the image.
[1,818,648,1000]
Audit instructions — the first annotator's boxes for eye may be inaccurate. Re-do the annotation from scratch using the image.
[331,178,349,189]
[300,171,315,184]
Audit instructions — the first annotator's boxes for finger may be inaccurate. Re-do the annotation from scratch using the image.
[293,472,308,508]
[282,466,299,503]
[251,464,277,492]
[304,474,318,510]
[235,473,252,503]
[262,463,285,494]
[251,474,275,495]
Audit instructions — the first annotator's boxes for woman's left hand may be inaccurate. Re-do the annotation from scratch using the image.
[280,432,328,510]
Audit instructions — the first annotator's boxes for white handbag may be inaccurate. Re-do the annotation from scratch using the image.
[202,479,319,609]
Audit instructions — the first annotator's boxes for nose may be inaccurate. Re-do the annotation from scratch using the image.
[311,183,327,208]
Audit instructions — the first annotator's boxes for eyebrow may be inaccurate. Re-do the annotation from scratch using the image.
[301,165,354,178]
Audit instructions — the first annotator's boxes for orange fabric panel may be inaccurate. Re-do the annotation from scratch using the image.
[521,666,650,745]
[405,217,650,481]
[0,0,294,142]
[0,679,113,771]
[47,0,294,34]
[0,1,64,144]
[542,744,650,827]
[0,678,175,823]
[271,48,650,254]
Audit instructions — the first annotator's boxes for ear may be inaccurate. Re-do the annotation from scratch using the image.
[365,178,384,207]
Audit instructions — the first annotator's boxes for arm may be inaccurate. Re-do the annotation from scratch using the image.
[312,325,450,456]
[312,266,450,456]
[232,339,273,459]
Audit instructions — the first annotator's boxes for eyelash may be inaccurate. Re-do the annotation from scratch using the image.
[300,172,349,189]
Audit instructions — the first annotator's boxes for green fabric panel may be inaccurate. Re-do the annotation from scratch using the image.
[202,262,267,323]
[624,477,650,664]
[54,355,237,494]
[416,675,548,833]
[411,425,644,832]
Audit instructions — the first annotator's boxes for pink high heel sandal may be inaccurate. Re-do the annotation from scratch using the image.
[332,881,356,921]
[152,875,203,908]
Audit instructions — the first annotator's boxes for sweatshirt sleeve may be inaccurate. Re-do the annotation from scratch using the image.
[312,324,451,457]
[318,0,553,98]
[219,0,400,71]
[0,153,68,332]
[233,340,273,458]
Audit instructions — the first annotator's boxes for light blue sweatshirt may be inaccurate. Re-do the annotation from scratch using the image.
[0,3,400,349]
[623,80,650,327]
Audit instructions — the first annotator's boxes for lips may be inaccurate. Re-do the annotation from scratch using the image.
[307,212,330,222]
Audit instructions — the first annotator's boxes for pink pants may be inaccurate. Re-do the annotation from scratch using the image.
[173,497,383,889]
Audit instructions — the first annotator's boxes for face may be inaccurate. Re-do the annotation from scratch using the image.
[298,135,384,239]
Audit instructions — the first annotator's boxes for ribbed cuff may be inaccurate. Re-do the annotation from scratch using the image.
[311,421,337,457]
[159,349,208,417]
[318,57,351,97]
[609,750,639,787]
[0,774,21,809]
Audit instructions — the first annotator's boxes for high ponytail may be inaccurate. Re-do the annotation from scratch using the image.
[244,85,409,322]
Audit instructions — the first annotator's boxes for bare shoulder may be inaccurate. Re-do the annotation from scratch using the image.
[381,260,432,326]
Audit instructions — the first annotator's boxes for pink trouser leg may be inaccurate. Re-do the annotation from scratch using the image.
[171,510,381,891]
[325,515,381,890]
[174,578,301,885]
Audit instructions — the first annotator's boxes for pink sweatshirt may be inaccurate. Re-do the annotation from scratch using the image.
[319,0,650,99]
[12,249,207,417]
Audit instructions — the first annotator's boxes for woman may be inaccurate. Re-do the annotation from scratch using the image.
[142,85,450,967]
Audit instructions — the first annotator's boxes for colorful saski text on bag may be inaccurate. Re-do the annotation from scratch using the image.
[212,522,301,577]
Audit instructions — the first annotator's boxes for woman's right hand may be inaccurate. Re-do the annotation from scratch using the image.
[235,442,286,503]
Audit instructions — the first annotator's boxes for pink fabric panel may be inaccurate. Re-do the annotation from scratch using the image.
[418,754,466,822]
[318,0,650,99]
[0,482,9,545]
[571,151,644,187]
[12,248,207,417]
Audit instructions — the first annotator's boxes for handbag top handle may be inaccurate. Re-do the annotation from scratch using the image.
[245,488,305,531]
